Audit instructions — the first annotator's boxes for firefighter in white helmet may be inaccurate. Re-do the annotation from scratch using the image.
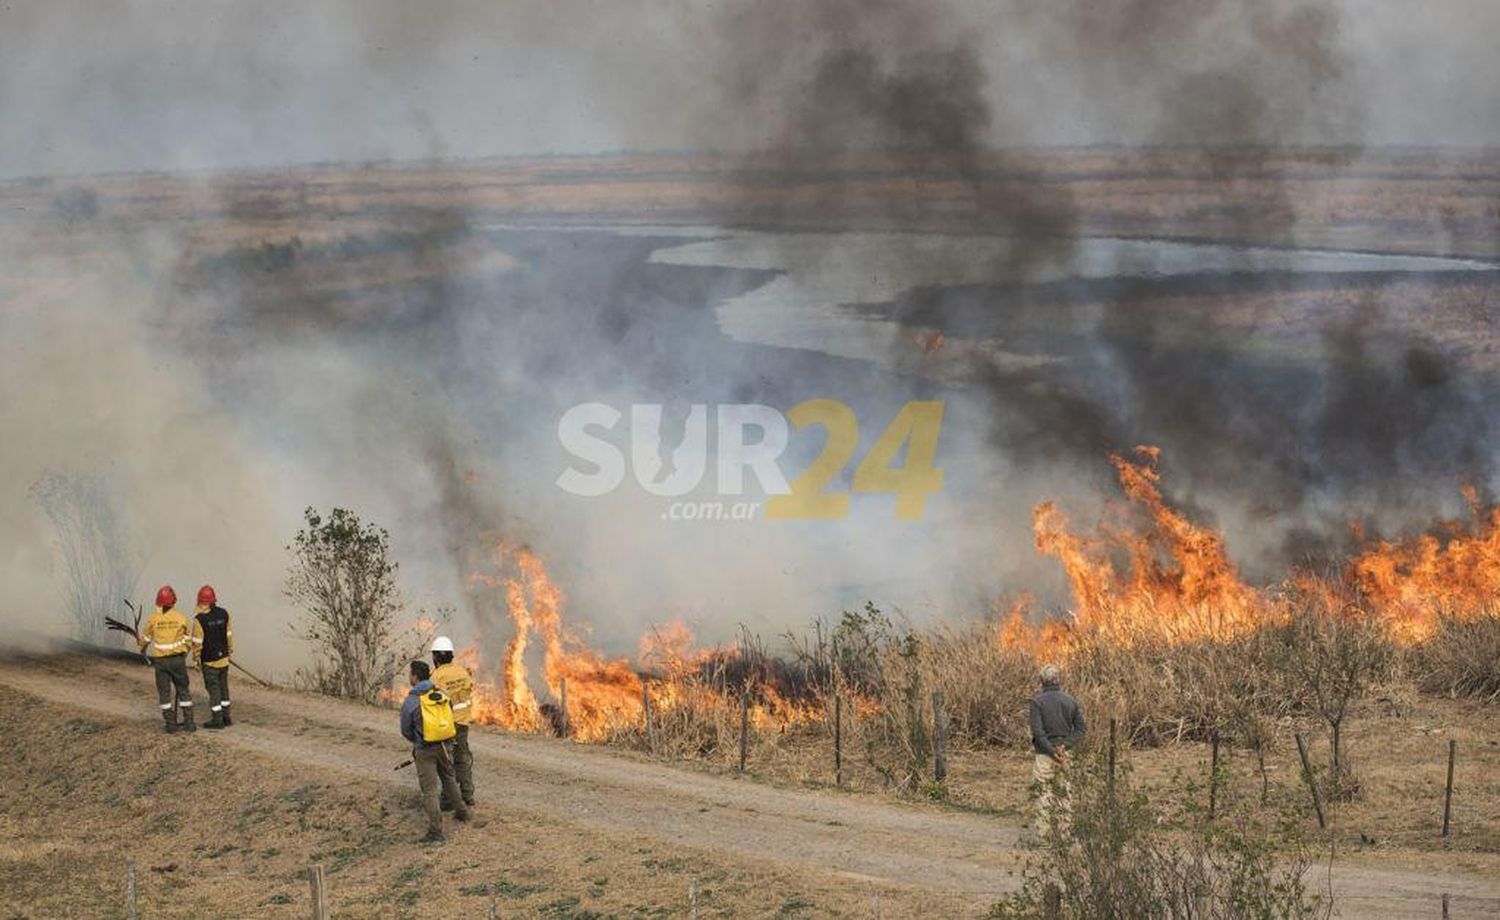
[429,636,476,809]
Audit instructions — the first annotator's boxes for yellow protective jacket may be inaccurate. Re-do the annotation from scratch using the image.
[431,662,475,726]
[138,607,193,659]
[191,605,233,668]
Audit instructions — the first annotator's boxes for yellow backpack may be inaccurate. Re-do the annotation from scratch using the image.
[419,687,457,743]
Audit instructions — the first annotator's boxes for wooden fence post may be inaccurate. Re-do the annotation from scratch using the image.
[834,694,843,787]
[126,859,137,920]
[871,888,881,919]
[1107,717,1117,800]
[641,678,656,755]
[1442,739,1456,839]
[932,691,947,783]
[1294,733,1326,830]
[1208,732,1221,820]
[738,694,749,773]
[1042,883,1062,919]
[1256,739,1270,807]
[308,863,327,920]
[689,879,699,919]
[1442,893,1450,919]
[559,677,569,738]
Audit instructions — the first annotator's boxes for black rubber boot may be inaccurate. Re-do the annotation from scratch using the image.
[181,707,197,733]
[163,712,178,734]
[221,707,232,727]
[205,712,225,730]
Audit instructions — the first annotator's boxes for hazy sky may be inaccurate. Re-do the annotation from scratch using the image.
[0,0,1496,178]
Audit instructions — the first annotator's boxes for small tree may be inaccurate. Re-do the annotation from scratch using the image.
[1281,602,1392,800]
[286,507,429,703]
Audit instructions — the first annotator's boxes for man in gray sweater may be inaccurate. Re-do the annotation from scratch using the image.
[1029,663,1085,840]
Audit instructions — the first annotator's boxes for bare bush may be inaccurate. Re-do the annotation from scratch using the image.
[285,507,436,703]
[990,749,1327,920]
[1276,602,1394,800]
[29,471,140,643]
[831,606,944,792]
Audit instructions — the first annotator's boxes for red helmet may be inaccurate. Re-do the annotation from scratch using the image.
[197,584,217,607]
[155,585,177,608]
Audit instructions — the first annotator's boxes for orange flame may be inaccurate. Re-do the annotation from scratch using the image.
[1342,484,1500,641]
[465,543,644,740]
[1010,446,1500,655]
[459,545,832,742]
[1021,446,1263,650]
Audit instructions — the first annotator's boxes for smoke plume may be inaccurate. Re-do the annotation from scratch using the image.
[1,1,1496,665]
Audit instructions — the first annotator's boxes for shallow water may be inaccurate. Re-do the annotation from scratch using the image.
[647,229,1498,364]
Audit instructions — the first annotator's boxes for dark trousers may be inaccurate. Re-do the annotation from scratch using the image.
[152,654,192,719]
[441,725,474,807]
[414,741,468,834]
[202,665,231,716]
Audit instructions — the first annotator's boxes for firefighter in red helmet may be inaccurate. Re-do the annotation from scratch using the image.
[138,585,196,733]
[190,585,234,729]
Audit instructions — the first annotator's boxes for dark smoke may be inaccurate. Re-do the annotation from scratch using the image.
[692,0,1494,574]
[708,0,1078,276]
[6,0,1497,658]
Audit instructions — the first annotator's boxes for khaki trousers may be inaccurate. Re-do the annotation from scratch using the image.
[1032,753,1072,837]
[440,725,475,808]
[414,741,468,834]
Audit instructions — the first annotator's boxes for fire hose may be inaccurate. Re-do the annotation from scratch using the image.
[228,658,274,688]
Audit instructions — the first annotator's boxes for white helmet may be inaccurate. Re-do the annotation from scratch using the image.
[431,635,455,654]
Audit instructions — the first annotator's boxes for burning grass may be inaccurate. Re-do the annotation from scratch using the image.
[440,445,1499,818]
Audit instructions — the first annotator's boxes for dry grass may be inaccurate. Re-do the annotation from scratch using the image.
[622,680,1500,888]
[0,689,927,919]
[602,605,1499,878]
[1412,613,1500,701]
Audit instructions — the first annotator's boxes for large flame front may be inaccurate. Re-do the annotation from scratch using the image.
[1343,483,1500,641]
[448,449,1494,742]
[1024,446,1262,647]
[1009,446,1499,653]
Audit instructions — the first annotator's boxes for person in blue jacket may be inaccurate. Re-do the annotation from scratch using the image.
[400,659,470,841]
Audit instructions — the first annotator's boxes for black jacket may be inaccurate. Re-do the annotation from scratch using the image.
[194,606,232,664]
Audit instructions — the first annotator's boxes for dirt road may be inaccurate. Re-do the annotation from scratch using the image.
[6,655,1496,918]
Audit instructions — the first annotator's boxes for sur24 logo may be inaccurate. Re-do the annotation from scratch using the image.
[557,400,944,520]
